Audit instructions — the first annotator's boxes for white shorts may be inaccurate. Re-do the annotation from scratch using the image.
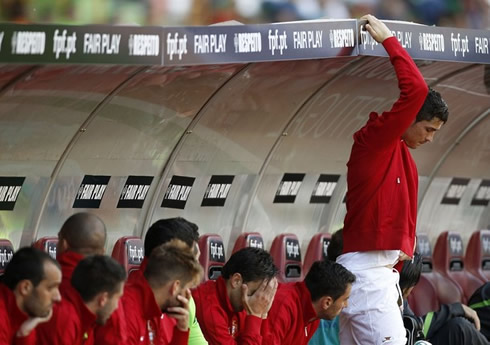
[339,265,406,345]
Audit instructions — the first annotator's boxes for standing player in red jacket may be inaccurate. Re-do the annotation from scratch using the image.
[0,247,62,345]
[338,14,449,345]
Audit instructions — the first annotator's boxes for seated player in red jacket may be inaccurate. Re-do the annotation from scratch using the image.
[0,247,62,345]
[123,240,203,345]
[37,255,126,345]
[95,217,207,345]
[56,212,107,293]
[264,260,355,345]
[193,247,279,345]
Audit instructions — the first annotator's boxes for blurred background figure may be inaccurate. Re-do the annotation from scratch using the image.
[1,0,488,28]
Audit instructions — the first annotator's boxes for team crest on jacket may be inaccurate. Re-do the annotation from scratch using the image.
[229,318,238,338]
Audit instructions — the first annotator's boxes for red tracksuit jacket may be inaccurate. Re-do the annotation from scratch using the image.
[192,277,266,345]
[58,251,84,293]
[55,251,128,345]
[122,269,189,345]
[37,284,97,345]
[0,284,37,345]
[95,258,183,345]
[343,36,428,257]
[263,282,319,345]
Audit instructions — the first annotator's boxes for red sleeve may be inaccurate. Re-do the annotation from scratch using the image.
[357,36,428,149]
[122,296,143,345]
[36,303,77,345]
[261,300,291,345]
[235,316,263,345]
[194,291,263,345]
[169,328,190,345]
[94,300,128,345]
[0,313,10,345]
[13,330,36,345]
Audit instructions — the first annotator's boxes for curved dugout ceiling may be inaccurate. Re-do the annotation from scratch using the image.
[0,21,488,253]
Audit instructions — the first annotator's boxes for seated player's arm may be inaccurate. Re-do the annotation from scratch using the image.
[167,290,191,345]
[422,303,479,339]
[261,302,292,345]
[188,296,208,345]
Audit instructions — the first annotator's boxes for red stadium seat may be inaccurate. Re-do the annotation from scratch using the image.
[408,274,439,317]
[33,237,58,259]
[415,233,464,305]
[433,231,484,303]
[232,232,264,254]
[270,233,303,283]
[0,239,14,275]
[111,236,144,274]
[198,234,226,282]
[465,230,490,282]
[303,232,331,275]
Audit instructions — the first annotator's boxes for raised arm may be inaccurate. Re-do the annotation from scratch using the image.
[357,15,428,149]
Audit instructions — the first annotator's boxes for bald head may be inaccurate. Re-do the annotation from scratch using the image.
[58,213,107,256]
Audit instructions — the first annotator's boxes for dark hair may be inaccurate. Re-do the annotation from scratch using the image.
[144,239,202,288]
[416,88,448,123]
[144,218,199,257]
[327,229,343,262]
[305,260,356,301]
[399,252,423,291]
[71,255,126,302]
[222,247,278,283]
[3,247,60,290]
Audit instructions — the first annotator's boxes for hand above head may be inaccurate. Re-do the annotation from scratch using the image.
[461,304,481,330]
[242,277,278,319]
[360,14,393,43]
[167,288,191,332]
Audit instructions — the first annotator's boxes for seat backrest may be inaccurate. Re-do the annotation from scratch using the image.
[465,230,490,282]
[198,234,226,282]
[33,237,58,259]
[269,233,303,283]
[433,231,471,303]
[303,232,331,275]
[0,239,14,275]
[425,270,464,305]
[231,232,264,254]
[433,231,465,273]
[407,274,439,317]
[416,233,433,272]
[415,234,464,305]
[111,236,144,274]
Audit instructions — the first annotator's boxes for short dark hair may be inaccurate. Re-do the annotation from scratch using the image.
[144,239,202,288]
[222,247,278,283]
[144,218,199,257]
[71,255,126,302]
[305,260,355,301]
[399,252,423,291]
[327,229,343,262]
[3,247,60,290]
[416,88,448,123]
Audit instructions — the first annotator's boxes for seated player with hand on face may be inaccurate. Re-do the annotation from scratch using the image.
[0,247,62,345]
[193,247,279,345]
